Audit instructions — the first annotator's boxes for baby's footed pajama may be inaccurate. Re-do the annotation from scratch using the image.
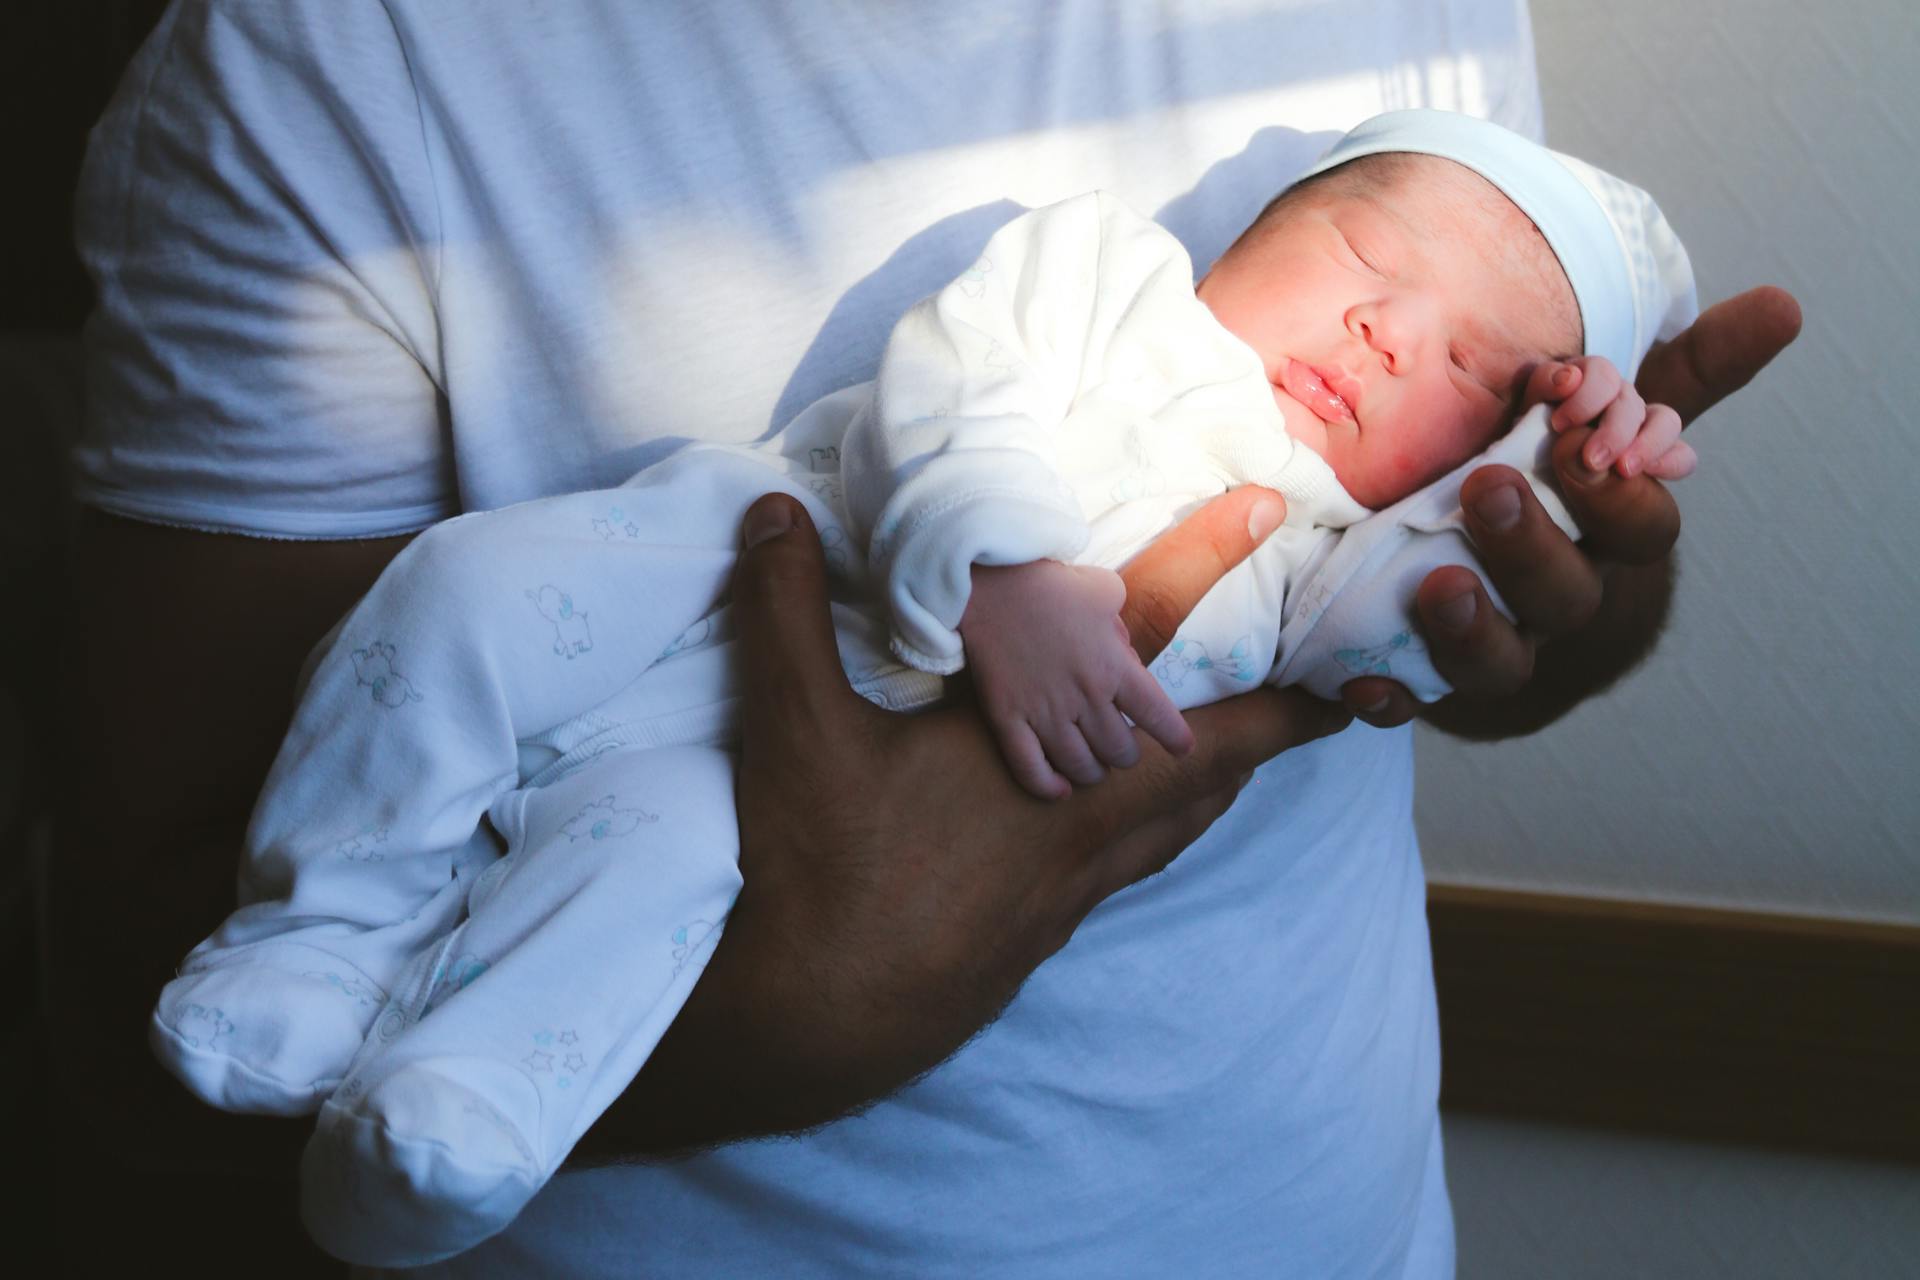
[149,428,936,1266]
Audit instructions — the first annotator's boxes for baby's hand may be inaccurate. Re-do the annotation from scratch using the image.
[958,560,1194,801]
[1526,356,1696,481]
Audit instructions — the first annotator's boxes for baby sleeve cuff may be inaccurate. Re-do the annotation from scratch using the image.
[880,486,1091,675]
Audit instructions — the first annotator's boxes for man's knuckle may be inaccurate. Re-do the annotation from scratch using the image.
[1127,586,1181,655]
[1499,647,1536,695]
[1171,733,1233,793]
[1558,575,1605,633]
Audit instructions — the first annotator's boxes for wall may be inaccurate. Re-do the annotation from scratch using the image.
[1418,0,1918,923]
[1431,3,1920,1275]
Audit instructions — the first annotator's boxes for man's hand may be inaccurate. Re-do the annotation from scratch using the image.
[1340,286,1802,734]
[576,488,1348,1159]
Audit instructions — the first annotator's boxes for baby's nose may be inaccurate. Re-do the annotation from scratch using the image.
[1349,300,1429,375]
[1350,312,1399,374]
[1361,318,1399,373]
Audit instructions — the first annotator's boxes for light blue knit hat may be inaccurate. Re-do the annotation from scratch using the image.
[1299,109,1697,376]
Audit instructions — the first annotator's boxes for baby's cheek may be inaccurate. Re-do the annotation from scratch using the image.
[1371,433,1479,506]
[1379,447,1437,501]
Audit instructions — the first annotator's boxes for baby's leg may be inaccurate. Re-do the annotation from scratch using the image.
[151,469,762,1116]
[150,835,491,1117]
[298,742,743,1268]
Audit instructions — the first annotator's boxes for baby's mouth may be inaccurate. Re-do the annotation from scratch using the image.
[1278,359,1357,425]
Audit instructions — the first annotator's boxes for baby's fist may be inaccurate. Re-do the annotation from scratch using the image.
[960,561,1192,800]
[1527,356,1694,481]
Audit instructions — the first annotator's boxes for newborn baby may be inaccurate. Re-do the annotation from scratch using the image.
[892,139,1696,796]
[149,110,1696,1266]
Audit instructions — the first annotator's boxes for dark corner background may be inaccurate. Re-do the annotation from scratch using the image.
[2,5,345,1276]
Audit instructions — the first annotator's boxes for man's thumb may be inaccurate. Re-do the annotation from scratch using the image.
[1638,285,1801,425]
[1119,486,1286,662]
[732,493,864,737]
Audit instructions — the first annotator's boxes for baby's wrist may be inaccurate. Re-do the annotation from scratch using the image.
[960,561,1065,632]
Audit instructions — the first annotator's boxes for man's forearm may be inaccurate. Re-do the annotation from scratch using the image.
[1418,552,1675,741]
[55,512,415,1170]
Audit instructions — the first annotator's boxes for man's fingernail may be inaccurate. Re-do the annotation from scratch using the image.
[1552,366,1575,391]
[1247,498,1284,542]
[1471,484,1522,533]
[1357,694,1391,716]
[1433,590,1477,635]
[1565,456,1610,488]
[743,498,794,548]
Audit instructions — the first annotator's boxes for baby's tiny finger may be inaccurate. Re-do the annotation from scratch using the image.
[1645,438,1698,481]
[1117,664,1195,756]
[1079,701,1140,769]
[1524,361,1580,418]
[1584,389,1646,473]
[1552,364,1619,431]
[998,721,1070,801]
[1043,721,1105,788]
[1616,404,1683,478]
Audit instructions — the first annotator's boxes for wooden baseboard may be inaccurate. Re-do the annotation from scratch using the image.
[1427,883,1920,1164]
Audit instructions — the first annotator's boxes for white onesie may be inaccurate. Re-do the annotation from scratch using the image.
[151,192,1574,1266]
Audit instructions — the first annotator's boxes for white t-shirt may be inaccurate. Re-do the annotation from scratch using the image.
[75,2,1546,1274]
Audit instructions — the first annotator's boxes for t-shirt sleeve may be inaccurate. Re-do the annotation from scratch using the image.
[72,0,454,539]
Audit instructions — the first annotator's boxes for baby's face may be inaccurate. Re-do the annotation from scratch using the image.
[1196,156,1581,508]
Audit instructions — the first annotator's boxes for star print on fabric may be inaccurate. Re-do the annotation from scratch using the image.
[524,1050,554,1072]
[557,1030,578,1047]
[564,1053,587,1074]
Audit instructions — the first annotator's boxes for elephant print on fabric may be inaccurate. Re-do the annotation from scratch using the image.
[559,796,659,843]
[336,826,391,863]
[176,1003,235,1051]
[1151,635,1260,690]
[957,256,993,299]
[351,643,422,707]
[660,616,712,661]
[671,919,722,977]
[1334,631,1422,678]
[421,952,491,1018]
[527,585,593,658]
